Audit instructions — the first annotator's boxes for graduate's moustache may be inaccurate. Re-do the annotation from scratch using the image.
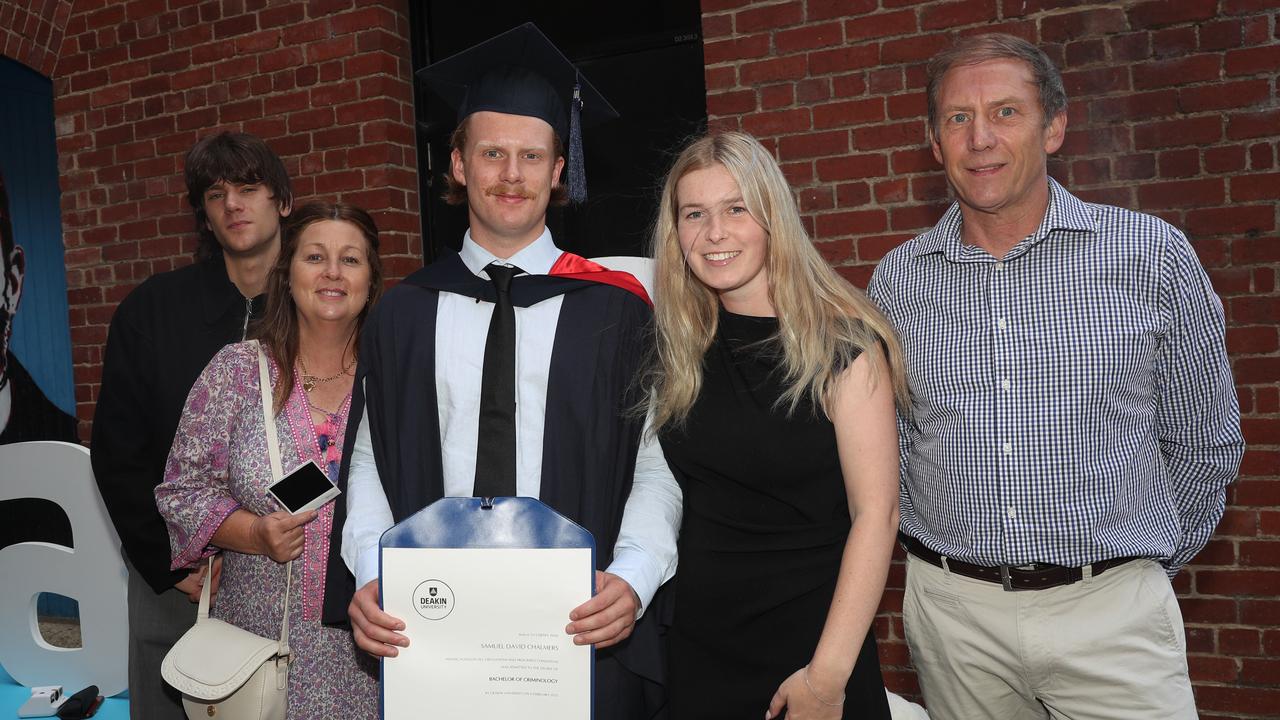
[484,184,535,200]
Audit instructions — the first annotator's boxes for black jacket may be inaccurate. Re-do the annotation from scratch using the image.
[0,352,81,551]
[91,255,263,593]
[0,352,78,444]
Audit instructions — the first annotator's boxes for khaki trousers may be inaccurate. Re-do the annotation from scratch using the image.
[903,553,1196,720]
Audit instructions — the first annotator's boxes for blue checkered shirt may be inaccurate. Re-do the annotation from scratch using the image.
[868,179,1244,577]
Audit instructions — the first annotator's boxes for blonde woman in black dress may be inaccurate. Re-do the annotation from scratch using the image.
[647,132,907,719]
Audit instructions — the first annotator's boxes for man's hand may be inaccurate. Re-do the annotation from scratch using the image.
[349,580,409,657]
[565,571,639,648]
[250,510,315,563]
[173,555,223,603]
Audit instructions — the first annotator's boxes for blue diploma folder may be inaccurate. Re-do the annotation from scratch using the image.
[379,496,596,557]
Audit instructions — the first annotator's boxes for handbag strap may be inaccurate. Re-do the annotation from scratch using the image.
[255,340,293,658]
[256,340,285,482]
[197,555,215,621]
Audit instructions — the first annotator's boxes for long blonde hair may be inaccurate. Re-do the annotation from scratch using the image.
[647,131,908,429]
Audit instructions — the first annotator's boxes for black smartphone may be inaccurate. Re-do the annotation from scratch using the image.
[266,460,341,514]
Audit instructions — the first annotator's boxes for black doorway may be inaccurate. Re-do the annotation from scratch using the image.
[408,1,707,262]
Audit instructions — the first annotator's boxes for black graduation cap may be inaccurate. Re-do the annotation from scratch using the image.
[417,23,619,204]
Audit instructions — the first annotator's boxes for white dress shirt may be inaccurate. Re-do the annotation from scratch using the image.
[343,229,681,613]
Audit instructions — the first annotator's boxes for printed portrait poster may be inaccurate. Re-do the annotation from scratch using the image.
[0,58,78,600]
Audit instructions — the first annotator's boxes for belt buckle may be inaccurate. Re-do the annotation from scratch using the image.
[999,565,1016,592]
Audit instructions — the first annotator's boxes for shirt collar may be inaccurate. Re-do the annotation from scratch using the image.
[199,253,265,327]
[911,177,1098,259]
[200,254,244,324]
[459,227,562,277]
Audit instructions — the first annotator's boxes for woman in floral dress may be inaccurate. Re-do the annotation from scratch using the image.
[156,202,384,718]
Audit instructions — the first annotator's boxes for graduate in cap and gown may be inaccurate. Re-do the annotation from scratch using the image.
[322,23,681,718]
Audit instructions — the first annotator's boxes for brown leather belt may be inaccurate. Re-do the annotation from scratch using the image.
[900,534,1138,591]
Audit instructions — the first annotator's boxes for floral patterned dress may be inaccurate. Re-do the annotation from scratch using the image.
[156,341,377,718]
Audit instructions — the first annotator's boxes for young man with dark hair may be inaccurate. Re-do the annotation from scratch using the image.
[869,34,1243,719]
[91,131,292,718]
[327,24,680,719]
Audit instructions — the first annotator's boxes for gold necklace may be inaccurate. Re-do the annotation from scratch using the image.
[299,353,355,393]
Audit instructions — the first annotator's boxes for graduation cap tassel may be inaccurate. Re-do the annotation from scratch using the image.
[567,80,587,204]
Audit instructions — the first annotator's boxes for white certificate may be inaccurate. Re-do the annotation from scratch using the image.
[380,547,593,720]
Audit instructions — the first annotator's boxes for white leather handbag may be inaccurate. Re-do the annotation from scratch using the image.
[160,341,294,720]
[161,556,291,719]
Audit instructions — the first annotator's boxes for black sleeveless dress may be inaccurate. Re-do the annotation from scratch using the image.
[658,309,890,720]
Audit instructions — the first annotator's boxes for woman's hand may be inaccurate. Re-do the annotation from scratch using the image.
[765,666,845,720]
[250,510,316,562]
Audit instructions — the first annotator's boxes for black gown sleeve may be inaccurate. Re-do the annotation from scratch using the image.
[321,292,386,626]
[90,298,188,594]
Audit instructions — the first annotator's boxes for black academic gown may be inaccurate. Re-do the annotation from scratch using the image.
[323,250,668,718]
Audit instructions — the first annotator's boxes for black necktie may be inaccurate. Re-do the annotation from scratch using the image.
[474,263,520,498]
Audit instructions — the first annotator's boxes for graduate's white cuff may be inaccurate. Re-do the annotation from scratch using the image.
[606,549,661,620]
[356,546,380,591]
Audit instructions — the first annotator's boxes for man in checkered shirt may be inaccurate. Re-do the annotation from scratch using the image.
[868,34,1243,720]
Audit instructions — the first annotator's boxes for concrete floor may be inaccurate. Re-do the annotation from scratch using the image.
[36,618,81,648]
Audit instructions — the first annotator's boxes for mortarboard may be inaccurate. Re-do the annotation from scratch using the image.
[416,22,619,204]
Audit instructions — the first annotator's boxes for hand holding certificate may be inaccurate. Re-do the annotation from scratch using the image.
[377,498,595,720]
[565,570,641,648]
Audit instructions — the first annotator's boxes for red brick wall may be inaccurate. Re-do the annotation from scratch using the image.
[2,0,1276,713]
[702,1,1279,716]
[0,1,73,76]
[0,0,422,439]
